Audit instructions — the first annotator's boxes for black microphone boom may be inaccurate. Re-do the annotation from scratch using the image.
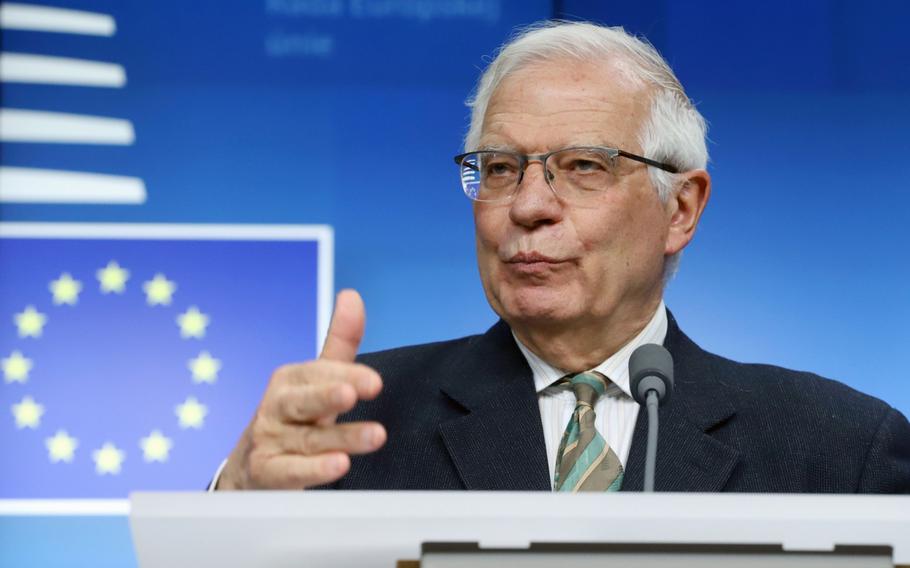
[629,343,674,492]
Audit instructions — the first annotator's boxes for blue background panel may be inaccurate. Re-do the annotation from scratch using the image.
[0,236,320,498]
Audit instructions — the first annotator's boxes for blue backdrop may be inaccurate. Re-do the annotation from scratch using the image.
[2,1,909,566]
[2,0,909,493]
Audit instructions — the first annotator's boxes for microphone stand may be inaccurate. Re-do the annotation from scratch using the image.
[644,389,660,493]
[629,343,675,493]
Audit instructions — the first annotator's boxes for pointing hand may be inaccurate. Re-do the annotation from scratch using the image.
[217,289,386,489]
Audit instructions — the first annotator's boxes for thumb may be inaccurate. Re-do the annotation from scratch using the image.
[320,289,366,361]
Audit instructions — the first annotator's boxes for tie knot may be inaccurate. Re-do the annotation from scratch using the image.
[569,372,608,406]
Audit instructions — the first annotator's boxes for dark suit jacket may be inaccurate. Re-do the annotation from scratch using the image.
[333,312,910,492]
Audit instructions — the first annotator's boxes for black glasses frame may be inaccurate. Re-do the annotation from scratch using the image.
[453,146,679,177]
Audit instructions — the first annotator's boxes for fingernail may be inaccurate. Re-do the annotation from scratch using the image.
[329,455,345,474]
[361,426,377,447]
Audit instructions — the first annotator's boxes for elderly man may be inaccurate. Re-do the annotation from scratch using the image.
[214,21,910,492]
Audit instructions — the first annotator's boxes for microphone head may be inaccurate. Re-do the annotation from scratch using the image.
[629,343,674,406]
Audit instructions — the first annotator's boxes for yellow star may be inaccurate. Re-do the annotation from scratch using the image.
[175,396,207,429]
[143,273,177,306]
[188,351,221,384]
[177,306,209,339]
[2,350,33,383]
[97,261,130,294]
[14,305,47,338]
[92,442,125,475]
[46,430,78,463]
[49,272,82,305]
[140,430,173,462]
[12,395,44,429]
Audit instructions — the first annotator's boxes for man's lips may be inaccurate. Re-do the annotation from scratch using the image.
[505,252,568,264]
[503,252,575,276]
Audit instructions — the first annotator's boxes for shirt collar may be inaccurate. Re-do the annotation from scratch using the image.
[513,301,668,399]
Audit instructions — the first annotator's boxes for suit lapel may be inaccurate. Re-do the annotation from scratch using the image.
[622,312,741,492]
[437,320,552,491]
[435,312,741,492]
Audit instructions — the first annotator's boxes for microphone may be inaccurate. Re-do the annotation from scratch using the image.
[629,343,674,492]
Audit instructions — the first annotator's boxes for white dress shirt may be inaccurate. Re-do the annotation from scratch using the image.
[209,302,667,491]
[514,302,668,488]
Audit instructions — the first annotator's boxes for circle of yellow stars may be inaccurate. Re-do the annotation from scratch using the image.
[5,260,222,476]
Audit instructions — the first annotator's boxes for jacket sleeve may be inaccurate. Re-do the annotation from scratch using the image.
[857,407,910,494]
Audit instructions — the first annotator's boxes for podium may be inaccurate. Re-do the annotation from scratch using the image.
[129,492,910,567]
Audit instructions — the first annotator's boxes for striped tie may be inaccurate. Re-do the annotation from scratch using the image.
[554,372,624,492]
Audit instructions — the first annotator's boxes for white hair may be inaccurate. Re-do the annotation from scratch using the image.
[464,20,709,282]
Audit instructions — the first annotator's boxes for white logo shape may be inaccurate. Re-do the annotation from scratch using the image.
[0,2,147,204]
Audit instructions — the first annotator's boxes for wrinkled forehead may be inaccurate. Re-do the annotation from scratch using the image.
[479,57,653,152]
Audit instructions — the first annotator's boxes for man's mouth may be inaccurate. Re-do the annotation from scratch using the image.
[506,252,566,264]
[503,252,575,276]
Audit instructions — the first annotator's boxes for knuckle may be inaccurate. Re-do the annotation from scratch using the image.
[270,384,310,422]
[269,364,295,385]
[313,384,345,417]
[312,382,332,406]
[258,384,288,419]
[305,358,332,374]
[283,396,304,421]
[269,362,316,388]
[248,415,275,445]
[298,426,320,455]
[345,425,364,448]
[300,360,339,387]
[264,379,291,410]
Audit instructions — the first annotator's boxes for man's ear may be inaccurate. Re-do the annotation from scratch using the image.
[664,169,711,256]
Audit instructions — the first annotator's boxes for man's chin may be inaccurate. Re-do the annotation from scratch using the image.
[496,293,582,329]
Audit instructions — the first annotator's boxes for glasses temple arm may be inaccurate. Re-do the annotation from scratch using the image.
[616,150,679,174]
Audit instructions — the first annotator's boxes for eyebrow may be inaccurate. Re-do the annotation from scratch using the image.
[474,141,625,153]
[563,139,624,150]
[476,143,517,152]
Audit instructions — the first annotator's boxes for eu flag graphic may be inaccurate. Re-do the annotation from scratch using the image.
[0,223,331,498]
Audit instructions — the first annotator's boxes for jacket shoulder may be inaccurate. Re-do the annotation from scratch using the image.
[702,347,894,420]
[670,326,910,491]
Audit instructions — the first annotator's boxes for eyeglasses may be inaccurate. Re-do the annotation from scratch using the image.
[453,146,679,203]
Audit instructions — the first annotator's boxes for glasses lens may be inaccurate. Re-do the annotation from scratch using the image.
[548,148,617,198]
[460,152,520,201]
[460,154,482,200]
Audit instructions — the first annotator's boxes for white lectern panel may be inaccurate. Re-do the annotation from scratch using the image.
[129,492,910,568]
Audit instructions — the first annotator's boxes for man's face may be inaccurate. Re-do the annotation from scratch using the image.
[473,58,673,334]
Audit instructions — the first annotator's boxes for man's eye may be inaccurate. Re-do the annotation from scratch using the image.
[484,162,516,176]
[570,158,606,172]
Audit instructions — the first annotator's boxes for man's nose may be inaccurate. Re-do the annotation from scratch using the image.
[509,160,564,228]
